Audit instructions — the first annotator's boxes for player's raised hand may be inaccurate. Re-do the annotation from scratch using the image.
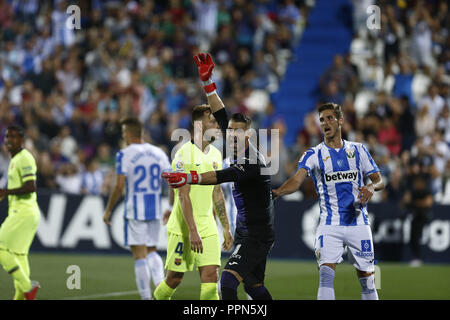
[193,53,215,82]
[357,184,375,204]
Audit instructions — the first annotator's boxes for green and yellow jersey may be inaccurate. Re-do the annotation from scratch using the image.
[167,141,222,238]
[0,148,40,255]
[7,149,39,214]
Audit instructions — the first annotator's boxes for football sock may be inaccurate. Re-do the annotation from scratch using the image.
[317,265,335,300]
[0,249,32,293]
[154,280,175,300]
[146,251,164,287]
[200,282,219,300]
[219,271,239,300]
[134,258,151,300]
[359,275,379,300]
[13,254,30,300]
[244,285,273,300]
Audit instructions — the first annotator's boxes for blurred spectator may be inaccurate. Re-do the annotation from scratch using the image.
[377,116,402,156]
[393,59,415,106]
[415,105,435,138]
[418,84,445,121]
[192,0,219,51]
[402,157,434,267]
[56,162,82,194]
[408,3,435,68]
[81,158,105,195]
[320,54,357,96]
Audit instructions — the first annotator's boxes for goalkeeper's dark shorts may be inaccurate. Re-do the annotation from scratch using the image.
[224,238,274,287]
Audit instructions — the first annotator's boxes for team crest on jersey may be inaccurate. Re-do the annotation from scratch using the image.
[213,161,218,170]
[176,161,184,170]
[175,258,182,266]
[346,149,355,159]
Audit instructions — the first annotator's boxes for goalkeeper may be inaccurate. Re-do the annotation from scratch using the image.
[162,53,275,300]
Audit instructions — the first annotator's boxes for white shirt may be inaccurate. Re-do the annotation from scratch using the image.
[116,143,171,221]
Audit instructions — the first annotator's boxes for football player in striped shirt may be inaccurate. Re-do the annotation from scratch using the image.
[273,103,385,300]
[103,118,170,300]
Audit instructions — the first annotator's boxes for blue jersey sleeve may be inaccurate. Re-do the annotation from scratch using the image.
[359,144,380,176]
[297,148,316,175]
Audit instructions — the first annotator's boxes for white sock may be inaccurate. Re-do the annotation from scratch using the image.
[134,258,151,300]
[317,265,335,300]
[360,275,379,300]
[147,251,164,287]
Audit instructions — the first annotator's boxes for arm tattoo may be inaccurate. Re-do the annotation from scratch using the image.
[213,186,229,229]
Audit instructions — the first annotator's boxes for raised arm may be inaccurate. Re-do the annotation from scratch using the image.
[193,53,225,114]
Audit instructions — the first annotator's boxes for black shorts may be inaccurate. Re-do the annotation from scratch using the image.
[224,238,274,287]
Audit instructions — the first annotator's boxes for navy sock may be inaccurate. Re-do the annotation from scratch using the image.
[244,285,273,300]
[219,271,239,300]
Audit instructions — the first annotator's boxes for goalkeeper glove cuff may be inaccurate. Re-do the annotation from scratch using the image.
[187,171,201,184]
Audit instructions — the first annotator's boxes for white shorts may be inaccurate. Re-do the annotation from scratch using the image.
[314,224,375,273]
[124,218,160,247]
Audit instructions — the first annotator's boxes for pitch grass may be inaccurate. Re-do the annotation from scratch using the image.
[1,253,449,300]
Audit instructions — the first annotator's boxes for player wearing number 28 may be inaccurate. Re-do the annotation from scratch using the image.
[103,118,170,300]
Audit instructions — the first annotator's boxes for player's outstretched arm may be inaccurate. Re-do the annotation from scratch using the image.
[103,174,125,225]
[272,168,308,199]
[162,165,259,188]
[212,185,233,251]
[193,53,225,114]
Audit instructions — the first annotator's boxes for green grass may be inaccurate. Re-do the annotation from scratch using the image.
[1,253,449,300]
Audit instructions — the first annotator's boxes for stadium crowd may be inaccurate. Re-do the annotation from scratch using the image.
[0,0,449,211]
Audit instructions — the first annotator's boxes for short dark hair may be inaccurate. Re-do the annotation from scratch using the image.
[230,113,251,129]
[120,117,142,137]
[317,102,343,119]
[7,125,25,137]
[191,105,212,123]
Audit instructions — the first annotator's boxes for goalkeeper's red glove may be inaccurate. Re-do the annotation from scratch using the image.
[193,53,216,95]
[162,171,201,188]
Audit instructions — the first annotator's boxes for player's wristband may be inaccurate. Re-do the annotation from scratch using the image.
[187,171,201,184]
[202,79,216,95]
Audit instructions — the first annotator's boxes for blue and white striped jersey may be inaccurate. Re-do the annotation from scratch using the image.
[298,140,379,226]
[116,143,171,221]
